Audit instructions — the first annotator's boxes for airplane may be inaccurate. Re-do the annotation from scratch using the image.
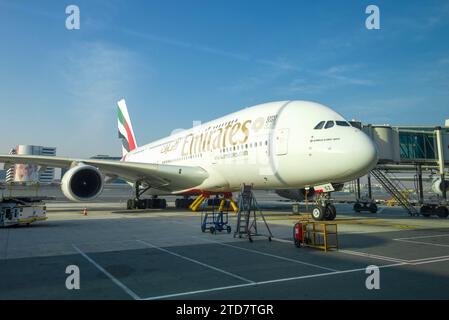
[0,99,378,221]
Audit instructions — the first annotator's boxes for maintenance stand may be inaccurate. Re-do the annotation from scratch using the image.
[234,184,272,242]
[201,196,232,234]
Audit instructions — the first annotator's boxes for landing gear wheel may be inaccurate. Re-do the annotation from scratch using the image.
[226,226,232,234]
[324,204,337,221]
[201,225,206,232]
[420,205,431,217]
[437,206,449,219]
[209,226,216,234]
[354,202,362,213]
[137,199,146,209]
[368,203,378,214]
[145,199,153,209]
[126,199,135,210]
[152,198,161,208]
[312,206,325,221]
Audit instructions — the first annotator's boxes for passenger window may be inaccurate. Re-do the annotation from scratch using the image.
[336,121,350,127]
[325,121,335,129]
[314,121,325,130]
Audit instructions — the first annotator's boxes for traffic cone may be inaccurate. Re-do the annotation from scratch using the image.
[83,208,88,216]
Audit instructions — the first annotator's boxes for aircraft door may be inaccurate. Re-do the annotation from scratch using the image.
[275,128,289,155]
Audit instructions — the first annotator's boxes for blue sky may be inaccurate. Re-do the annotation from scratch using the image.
[0,0,448,157]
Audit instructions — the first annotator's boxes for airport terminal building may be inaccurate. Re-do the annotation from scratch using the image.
[5,145,56,184]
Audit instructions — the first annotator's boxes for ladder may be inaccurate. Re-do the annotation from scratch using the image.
[234,184,273,242]
[371,168,419,216]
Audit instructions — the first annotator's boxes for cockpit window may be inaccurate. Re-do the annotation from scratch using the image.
[336,121,350,127]
[324,121,335,129]
[314,121,325,130]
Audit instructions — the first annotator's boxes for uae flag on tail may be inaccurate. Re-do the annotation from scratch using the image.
[117,99,137,155]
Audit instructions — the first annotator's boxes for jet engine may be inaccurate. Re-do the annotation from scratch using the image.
[431,177,448,197]
[61,164,104,201]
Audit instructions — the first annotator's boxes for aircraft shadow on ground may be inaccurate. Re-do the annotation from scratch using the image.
[2,235,449,299]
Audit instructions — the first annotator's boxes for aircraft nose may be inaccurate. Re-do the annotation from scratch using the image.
[347,131,378,178]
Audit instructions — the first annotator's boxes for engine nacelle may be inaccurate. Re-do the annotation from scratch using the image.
[61,164,104,201]
[431,178,448,197]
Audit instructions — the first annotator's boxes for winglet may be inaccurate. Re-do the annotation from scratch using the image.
[117,99,138,156]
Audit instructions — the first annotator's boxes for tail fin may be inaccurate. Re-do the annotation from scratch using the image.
[117,99,138,156]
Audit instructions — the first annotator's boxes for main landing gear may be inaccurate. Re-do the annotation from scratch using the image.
[126,181,167,210]
[420,204,449,219]
[175,197,194,209]
[354,201,378,214]
[311,192,337,221]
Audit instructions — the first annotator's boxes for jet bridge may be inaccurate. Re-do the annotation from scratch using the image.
[357,124,449,217]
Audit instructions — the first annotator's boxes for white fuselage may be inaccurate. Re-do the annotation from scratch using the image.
[124,101,378,194]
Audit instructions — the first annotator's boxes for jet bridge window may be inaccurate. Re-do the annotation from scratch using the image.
[324,121,335,129]
[314,121,325,129]
[336,121,350,127]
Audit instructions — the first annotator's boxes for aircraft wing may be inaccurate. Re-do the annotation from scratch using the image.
[0,155,209,192]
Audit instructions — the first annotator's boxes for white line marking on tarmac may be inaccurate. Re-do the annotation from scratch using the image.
[411,257,449,265]
[71,244,140,300]
[410,254,449,262]
[341,250,449,265]
[193,236,338,272]
[394,239,449,248]
[394,234,449,241]
[136,240,254,284]
[143,283,256,300]
[141,250,449,300]
[141,262,404,300]
[339,250,408,263]
[270,237,292,244]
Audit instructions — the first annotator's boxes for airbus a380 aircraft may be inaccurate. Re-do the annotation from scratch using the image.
[0,100,378,221]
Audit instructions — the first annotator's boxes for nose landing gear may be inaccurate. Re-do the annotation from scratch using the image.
[311,192,337,221]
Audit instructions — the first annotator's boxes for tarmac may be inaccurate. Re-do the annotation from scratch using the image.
[1,190,449,300]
